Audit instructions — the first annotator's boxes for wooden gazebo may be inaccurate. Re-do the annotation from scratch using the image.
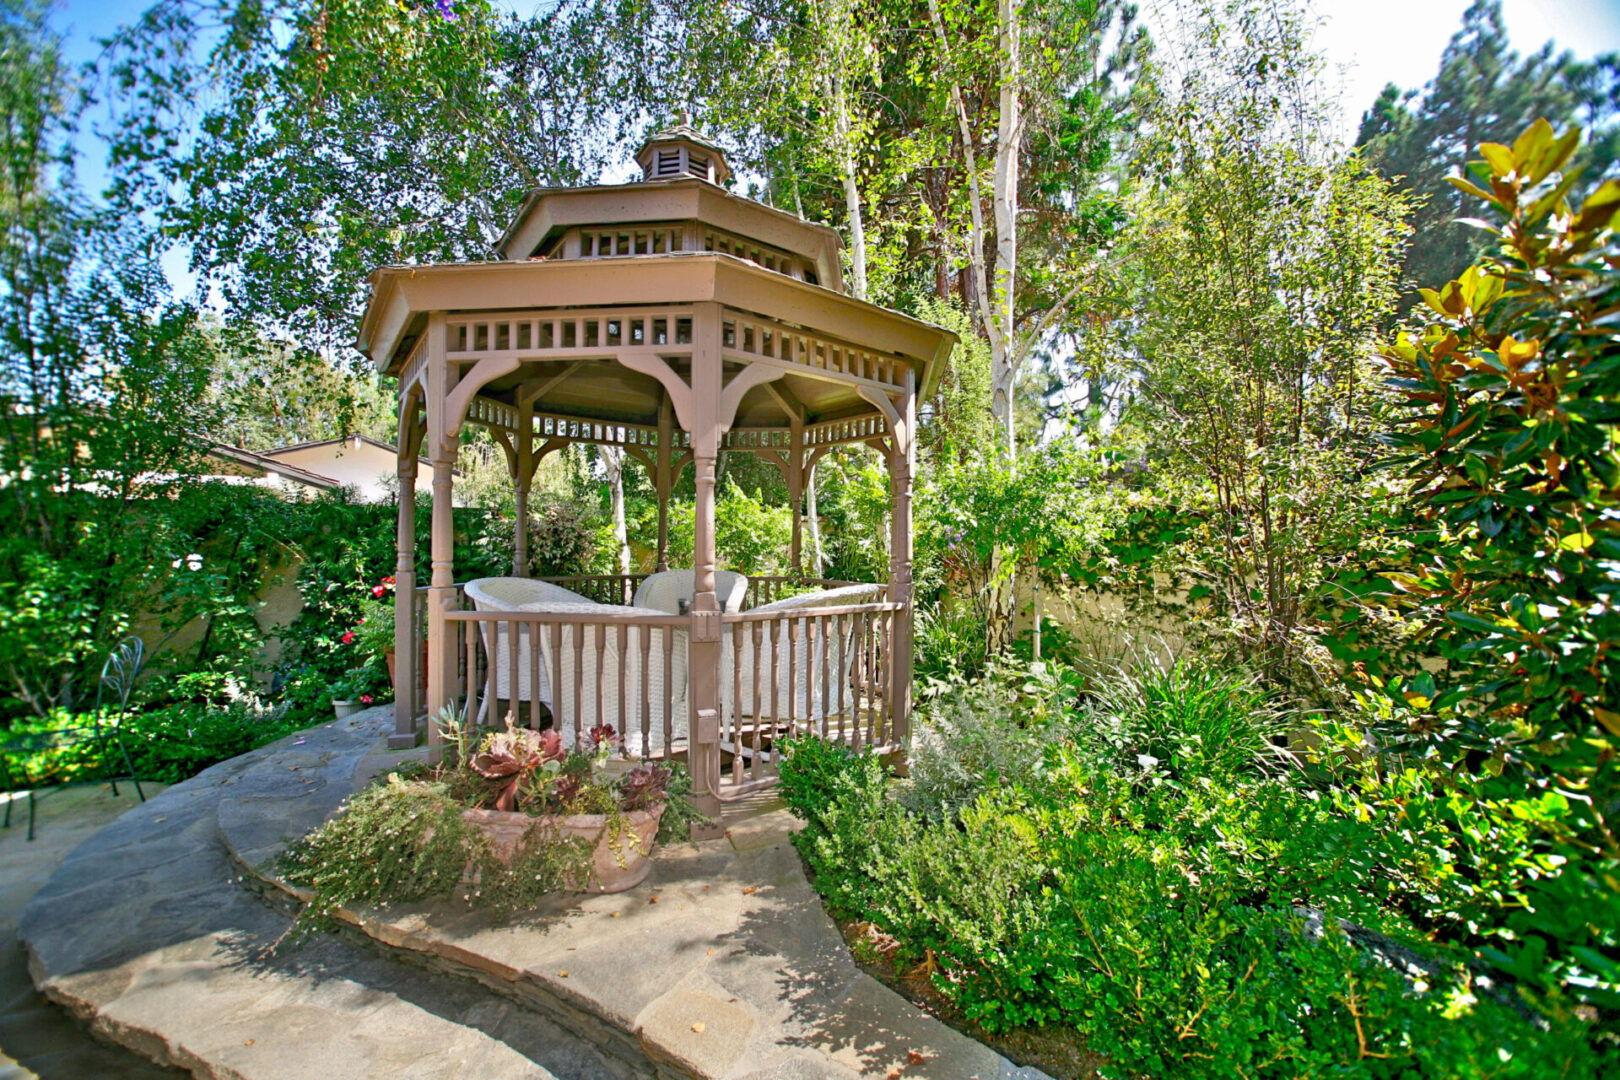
[355,124,955,833]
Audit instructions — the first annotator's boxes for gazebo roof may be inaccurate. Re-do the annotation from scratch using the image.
[356,127,955,441]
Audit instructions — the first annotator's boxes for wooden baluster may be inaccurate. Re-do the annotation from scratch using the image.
[573,624,585,747]
[662,628,674,758]
[848,612,861,757]
[766,617,781,778]
[730,622,744,785]
[639,624,652,762]
[617,623,629,748]
[866,611,879,745]
[594,624,606,737]
[787,615,799,740]
[550,621,563,736]
[529,618,542,730]
[507,615,519,726]
[817,615,830,740]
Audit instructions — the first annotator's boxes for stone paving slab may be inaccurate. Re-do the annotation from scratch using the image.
[20,712,626,1080]
[218,717,1052,1080]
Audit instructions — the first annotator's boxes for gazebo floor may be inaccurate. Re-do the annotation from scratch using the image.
[20,709,1048,1080]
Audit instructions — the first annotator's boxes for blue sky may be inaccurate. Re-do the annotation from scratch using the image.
[44,0,1620,296]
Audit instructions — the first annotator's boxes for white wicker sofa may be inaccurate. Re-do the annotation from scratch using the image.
[463,577,686,756]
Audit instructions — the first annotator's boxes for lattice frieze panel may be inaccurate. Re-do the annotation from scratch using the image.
[533,412,691,450]
[722,428,793,451]
[467,396,518,433]
[806,414,888,447]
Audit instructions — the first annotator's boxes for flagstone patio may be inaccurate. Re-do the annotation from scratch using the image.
[18,710,1050,1080]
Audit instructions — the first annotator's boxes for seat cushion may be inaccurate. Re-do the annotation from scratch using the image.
[632,569,749,614]
[464,577,596,611]
[748,582,882,613]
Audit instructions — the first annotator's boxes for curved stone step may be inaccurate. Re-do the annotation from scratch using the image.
[18,711,631,1080]
[217,715,1052,1080]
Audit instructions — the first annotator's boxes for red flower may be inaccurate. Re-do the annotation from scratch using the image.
[382,576,396,585]
[372,585,387,597]
[341,631,356,645]
[359,694,374,705]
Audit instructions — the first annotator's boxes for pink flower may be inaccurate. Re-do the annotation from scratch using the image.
[341,631,356,645]
[372,585,387,597]
[359,694,373,705]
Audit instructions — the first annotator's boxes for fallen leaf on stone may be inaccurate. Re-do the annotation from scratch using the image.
[691,1022,706,1034]
[907,1050,926,1065]
[154,817,166,823]
[610,911,621,918]
[649,895,659,903]
[557,970,569,978]
[742,886,757,895]
[707,948,715,956]
[886,1070,901,1079]
[243,1039,255,1046]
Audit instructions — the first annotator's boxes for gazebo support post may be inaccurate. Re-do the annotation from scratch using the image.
[423,314,458,763]
[686,304,725,838]
[887,373,917,747]
[389,431,419,749]
[788,421,805,574]
[655,394,673,572]
[513,399,533,576]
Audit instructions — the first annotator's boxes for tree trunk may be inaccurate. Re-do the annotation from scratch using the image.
[806,462,825,576]
[601,447,630,575]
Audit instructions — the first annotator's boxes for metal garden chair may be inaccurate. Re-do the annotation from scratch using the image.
[1,637,148,841]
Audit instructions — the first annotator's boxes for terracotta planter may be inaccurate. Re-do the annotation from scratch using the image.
[462,803,665,894]
[385,643,429,701]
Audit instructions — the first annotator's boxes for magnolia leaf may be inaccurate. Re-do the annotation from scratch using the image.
[1478,142,1515,177]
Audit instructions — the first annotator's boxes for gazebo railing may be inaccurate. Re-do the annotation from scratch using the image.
[718,599,904,798]
[446,606,690,759]
[402,582,905,794]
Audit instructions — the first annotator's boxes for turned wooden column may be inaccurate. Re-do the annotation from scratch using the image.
[513,399,533,576]
[788,420,805,574]
[887,372,917,747]
[389,441,419,749]
[655,394,674,572]
[686,303,724,838]
[422,314,459,762]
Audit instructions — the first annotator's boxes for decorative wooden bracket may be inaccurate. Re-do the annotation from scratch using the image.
[445,355,522,437]
[719,362,784,434]
[618,352,696,431]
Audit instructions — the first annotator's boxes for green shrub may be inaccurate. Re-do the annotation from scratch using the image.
[902,666,1078,821]
[778,659,1615,1078]
[7,698,321,786]
[1080,653,1290,782]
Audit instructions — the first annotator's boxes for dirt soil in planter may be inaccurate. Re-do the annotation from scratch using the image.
[833,915,1107,1080]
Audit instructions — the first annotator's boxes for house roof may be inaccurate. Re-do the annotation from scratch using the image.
[203,443,341,490]
[256,433,402,458]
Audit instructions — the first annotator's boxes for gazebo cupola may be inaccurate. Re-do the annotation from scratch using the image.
[635,120,733,186]
[357,123,955,833]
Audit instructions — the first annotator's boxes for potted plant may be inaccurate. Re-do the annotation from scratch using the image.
[328,667,385,719]
[461,721,669,892]
[278,711,704,932]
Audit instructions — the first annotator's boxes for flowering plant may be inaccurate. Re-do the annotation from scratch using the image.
[456,715,676,819]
